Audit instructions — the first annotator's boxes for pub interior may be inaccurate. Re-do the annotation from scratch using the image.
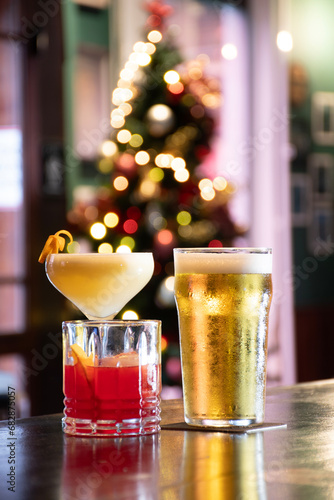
[1,0,334,498]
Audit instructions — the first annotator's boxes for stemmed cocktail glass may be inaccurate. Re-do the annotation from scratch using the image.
[45,251,154,320]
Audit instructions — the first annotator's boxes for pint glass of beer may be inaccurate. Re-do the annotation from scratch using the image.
[173,248,272,427]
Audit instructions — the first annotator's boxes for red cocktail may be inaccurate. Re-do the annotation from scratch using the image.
[63,355,161,436]
[62,321,162,437]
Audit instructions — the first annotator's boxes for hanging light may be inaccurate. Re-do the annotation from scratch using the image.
[276,30,293,52]
[277,0,293,52]
[221,43,238,60]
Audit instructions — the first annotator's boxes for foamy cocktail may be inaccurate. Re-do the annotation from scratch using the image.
[174,248,272,427]
[45,252,154,320]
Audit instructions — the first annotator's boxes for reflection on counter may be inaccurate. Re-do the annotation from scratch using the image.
[61,433,160,499]
[181,431,267,500]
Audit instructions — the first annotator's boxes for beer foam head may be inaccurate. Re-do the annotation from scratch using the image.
[174,249,272,274]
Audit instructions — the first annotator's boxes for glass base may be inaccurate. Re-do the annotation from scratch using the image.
[185,415,258,428]
[62,415,160,437]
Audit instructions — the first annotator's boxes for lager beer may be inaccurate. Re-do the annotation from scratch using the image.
[174,248,272,427]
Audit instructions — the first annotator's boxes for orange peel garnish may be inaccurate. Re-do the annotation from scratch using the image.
[70,344,94,368]
[38,229,73,263]
[70,344,95,387]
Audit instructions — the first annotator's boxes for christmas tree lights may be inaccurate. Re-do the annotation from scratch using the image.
[67,0,240,388]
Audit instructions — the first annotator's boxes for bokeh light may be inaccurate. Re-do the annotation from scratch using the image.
[221,43,238,60]
[133,41,146,52]
[135,151,150,165]
[168,82,184,95]
[149,211,167,230]
[145,42,156,54]
[149,104,173,122]
[120,68,134,81]
[213,176,227,191]
[112,88,133,106]
[119,103,132,116]
[90,222,107,240]
[140,179,158,197]
[98,242,113,253]
[125,60,138,72]
[123,219,138,234]
[165,276,175,291]
[174,169,190,182]
[202,93,221,108]
[178,225,192,238]
[136,52,151,66]
[199,178,213,190]
[84,205,98,221]
[200,186,216,201]
[171,157,186,171]
[129,134,143,147]
[110,115,125,128]
[104,212,119,228]
[98,158,113,174]
[155,153,173,168]
[190,104,205,119]
[161,335,168,352]
[118,153,135,170]
[67,240,81,253]
[120,236,135,250]
[164,70,180,84]
[101,140,117,157]
[147,30,163,43]
[189,66,202,80]
[177,211,192,226]
[149,167,164,182]
[157,229,173,245]
[116,245,132,254]
[277,30,293,52]
[117,130,132,143]
[208,239,223,247]
[122,310,139,320]
[113,176,129,191]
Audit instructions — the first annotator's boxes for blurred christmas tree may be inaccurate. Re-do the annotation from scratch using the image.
[68,0,239,390]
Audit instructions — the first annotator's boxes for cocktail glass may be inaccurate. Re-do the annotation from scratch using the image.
[62,319,161,436]
[45,252,154,319]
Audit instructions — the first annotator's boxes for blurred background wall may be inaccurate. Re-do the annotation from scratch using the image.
[0,0,333,417]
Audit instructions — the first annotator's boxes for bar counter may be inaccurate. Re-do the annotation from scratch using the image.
[2,379,334,499]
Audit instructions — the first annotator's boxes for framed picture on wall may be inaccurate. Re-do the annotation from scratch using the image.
[311,92,334,145]
[291,173,312,226]
[308,204,334,255]
[308,153,334,202]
